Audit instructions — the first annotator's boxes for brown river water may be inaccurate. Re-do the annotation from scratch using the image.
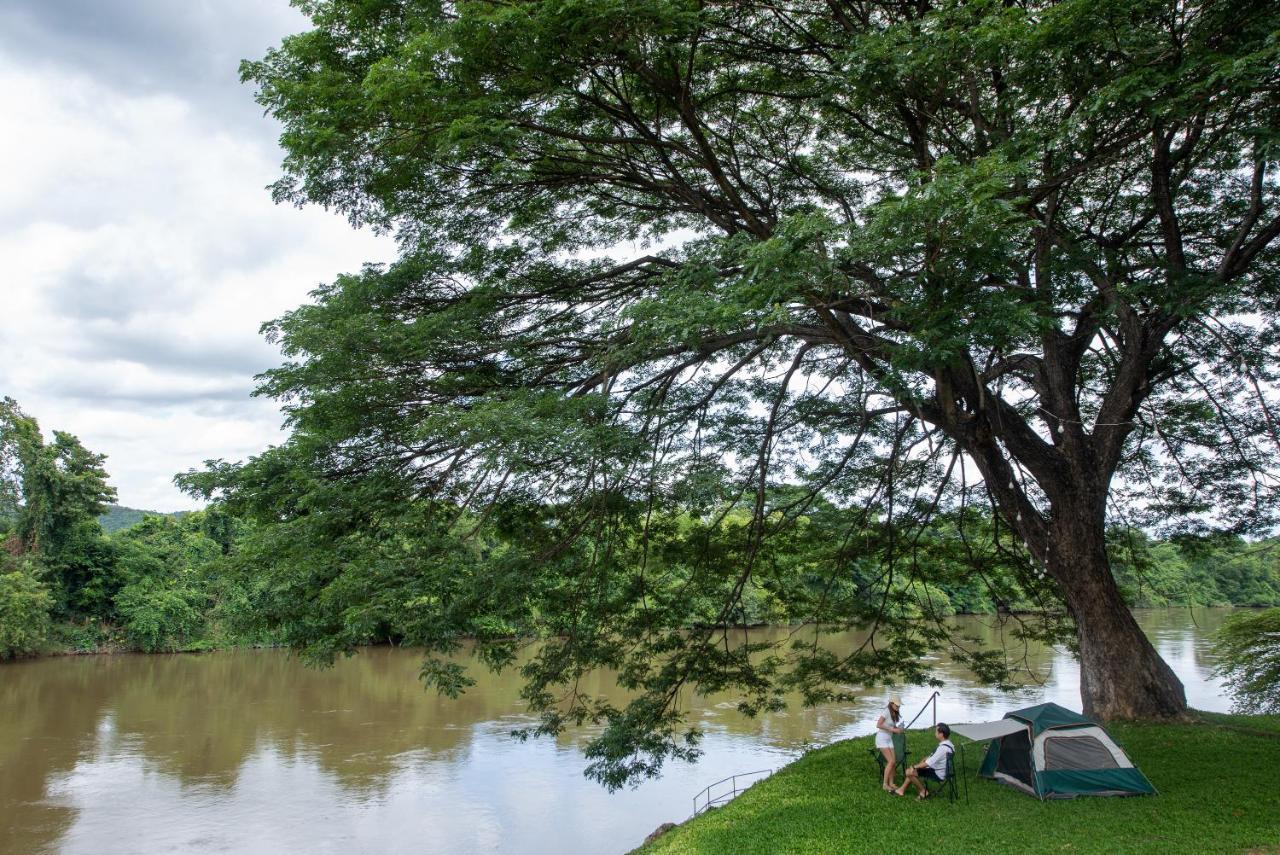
[0,608,1234,854]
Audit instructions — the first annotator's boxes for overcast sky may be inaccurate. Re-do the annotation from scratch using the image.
[0,1,391,511]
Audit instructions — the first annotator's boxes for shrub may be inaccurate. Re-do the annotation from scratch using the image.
[114,575,207,652]
[49,619,121,653]
[0,561,53,658]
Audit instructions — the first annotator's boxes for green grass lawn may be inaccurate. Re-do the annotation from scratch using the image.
[639,712,1280,854]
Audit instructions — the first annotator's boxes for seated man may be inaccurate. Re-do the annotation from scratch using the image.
[894,723,953,800]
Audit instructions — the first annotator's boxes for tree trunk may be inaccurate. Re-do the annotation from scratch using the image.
[1048,498,1187,720]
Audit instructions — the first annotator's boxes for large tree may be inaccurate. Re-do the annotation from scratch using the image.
[194,0,1280,784]
[1,398,117,614]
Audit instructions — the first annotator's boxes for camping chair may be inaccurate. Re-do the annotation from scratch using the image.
[924,747,966,804]
[869,731,909,781]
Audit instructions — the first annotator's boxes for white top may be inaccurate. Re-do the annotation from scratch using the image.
[924,739,955,778]
[874,705,900,749]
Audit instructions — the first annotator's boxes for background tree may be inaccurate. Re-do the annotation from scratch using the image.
[190,0,1280,785]
[1,398,117,616]
[110,513,228,651]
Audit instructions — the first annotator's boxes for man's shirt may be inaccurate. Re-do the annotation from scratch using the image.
[924,739,954,778]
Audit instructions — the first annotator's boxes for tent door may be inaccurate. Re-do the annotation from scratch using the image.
[995,729,1035,790]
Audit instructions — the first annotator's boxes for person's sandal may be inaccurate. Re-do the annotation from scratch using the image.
[916,791,930,801]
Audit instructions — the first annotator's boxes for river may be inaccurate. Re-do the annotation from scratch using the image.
[0,608,1235,854]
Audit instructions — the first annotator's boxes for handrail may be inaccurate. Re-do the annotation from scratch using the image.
[903,690,940,730]
[690,768,772,818]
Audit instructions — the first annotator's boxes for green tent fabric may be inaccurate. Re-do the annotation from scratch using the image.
[976,702,1156,800]
[1006,702,1095,735]
[1037,768,1155,797]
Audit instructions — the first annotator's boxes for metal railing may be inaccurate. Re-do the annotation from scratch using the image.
[690,768,773,818]
[903,690,940,730]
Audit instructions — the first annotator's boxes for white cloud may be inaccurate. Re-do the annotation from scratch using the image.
[0,6,393,511]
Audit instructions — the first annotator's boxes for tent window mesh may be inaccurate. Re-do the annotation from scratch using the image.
[1043,736,1119,770]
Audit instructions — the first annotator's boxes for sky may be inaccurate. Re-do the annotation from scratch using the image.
[0,1,392,511]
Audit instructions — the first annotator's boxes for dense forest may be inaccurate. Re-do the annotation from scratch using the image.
[2,399,1277,661]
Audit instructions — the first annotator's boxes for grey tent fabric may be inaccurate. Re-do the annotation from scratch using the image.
[951,719,1027,742]
[1031,725,1132,769]
[1043,735,1121,771]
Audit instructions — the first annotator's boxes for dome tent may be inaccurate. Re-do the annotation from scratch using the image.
[976,702,1156,799]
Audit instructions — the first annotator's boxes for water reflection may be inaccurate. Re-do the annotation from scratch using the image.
[0,608,1233,855]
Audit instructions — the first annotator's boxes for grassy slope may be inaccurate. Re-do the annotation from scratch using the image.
[641,713,1280,855]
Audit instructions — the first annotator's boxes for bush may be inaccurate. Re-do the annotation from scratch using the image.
[114,575,207,652]
[49,619,121,653]
[1214,608,1280,714]
[0,561,54,658]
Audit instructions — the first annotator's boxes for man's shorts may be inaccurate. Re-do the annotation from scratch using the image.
[918,767,943,782]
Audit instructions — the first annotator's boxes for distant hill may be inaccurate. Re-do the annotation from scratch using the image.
[99,505,188,533]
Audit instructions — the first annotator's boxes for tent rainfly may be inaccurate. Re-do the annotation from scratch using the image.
[965,702,1156,800]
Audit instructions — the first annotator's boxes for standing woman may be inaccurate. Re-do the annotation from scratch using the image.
[875,696,904,792]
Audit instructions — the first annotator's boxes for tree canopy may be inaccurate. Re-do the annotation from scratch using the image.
[186,0,1280,787]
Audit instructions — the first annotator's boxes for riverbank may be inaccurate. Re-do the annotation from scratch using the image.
[28,620,269,657]
[637,712,1280,854]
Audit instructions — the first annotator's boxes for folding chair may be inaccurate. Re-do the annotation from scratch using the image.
[924,747,965,804]
[869,731,909,781]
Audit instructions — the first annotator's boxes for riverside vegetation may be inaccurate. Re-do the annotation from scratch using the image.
[0,398,256,656]
[2,399,1279,662]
